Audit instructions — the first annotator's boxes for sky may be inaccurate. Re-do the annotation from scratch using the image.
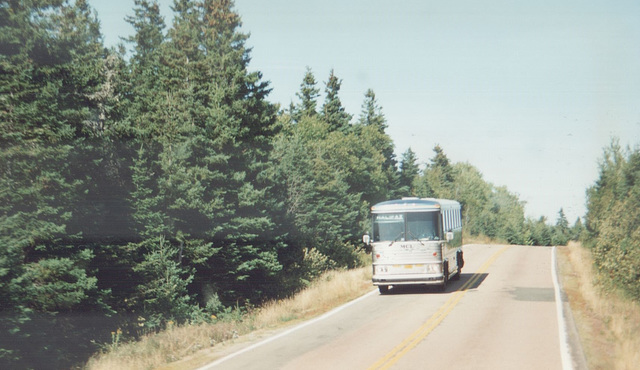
[88,0,640,223]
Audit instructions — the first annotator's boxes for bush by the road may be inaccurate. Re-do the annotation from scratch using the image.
[585,140,640,300]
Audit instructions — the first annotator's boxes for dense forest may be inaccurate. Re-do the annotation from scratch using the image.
[0,1,595,368]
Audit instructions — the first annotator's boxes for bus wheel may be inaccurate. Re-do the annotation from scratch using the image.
[378,285,389,294]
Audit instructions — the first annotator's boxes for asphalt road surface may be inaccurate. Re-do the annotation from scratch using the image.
[198,244,570,370]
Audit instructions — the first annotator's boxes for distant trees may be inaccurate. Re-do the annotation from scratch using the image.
[412,146,528,244]
[405,145,582,246]
[552,208,571,246]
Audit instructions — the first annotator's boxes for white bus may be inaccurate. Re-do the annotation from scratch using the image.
[363,197,464,293]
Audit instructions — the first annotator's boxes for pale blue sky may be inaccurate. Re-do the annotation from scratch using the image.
[89,0,640,223]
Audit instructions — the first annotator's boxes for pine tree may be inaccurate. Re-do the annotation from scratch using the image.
[490,186,526,244]
[123,0,283,310]
[321,69,352,132]
[571,217,584,241]
[292,66,320,121]
[198,0,283,302]
[452,162,492,233]
[123,0,212,323]
[552,208,570,245]
[0,0,115,367]
[355,89,399,201]
[270,116,363,268]
[398,148,420,196]
[419,144,455,198]
[358,89,387,131]
[125,0,165,61]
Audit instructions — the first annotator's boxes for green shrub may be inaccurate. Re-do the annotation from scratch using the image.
[585,141,640,300]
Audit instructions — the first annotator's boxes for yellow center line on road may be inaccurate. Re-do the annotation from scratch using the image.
[368,245,511,370]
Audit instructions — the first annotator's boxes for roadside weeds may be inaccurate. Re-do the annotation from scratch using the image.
[86,267,373,370]
[557,242,640,370]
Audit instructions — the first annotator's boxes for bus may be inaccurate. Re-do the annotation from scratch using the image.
[363,197,464,293]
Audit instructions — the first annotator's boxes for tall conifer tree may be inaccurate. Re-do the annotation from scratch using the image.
[292,67,320,121]
[358,89,387,131]
[125,0,283,311]
[399,148,420,195]
[198,0,283,302]
[419,144,455,198]
[356,89,399,200]
[321,69,352,132]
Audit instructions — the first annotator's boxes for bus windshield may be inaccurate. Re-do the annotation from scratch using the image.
[373,212,439,242]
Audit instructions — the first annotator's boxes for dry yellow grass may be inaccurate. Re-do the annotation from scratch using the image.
[557,242,640,370]
[255,267,372,326]
[85,267,373,370]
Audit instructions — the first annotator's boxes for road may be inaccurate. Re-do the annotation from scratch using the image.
[198,245,570,370]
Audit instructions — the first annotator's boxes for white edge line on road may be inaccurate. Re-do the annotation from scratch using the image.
[552,246,573,370]
[196,288,379,370]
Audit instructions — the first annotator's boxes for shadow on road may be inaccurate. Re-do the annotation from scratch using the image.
[456,272,489,291]
[379,272,489,295]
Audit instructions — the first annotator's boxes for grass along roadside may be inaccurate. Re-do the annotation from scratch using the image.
[85,267,373,370]
[557,242,640,370]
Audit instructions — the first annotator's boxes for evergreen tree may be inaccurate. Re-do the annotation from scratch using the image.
[0,0,117,367]
[398,148,420,196]
[321,69,352,132]
[125,0,165,62]
[120,0,200,326]
[527,216,552,246]
[552,208,570,245]
[355,89,399,201]
[417,144,455,198]
[270,116,363,268]
[292,66,320,121]
[452,162,492,233]
[124,0,283,311]
[490,186,526,244]
[199,0,283,303]
[571,217,584,241]
[358,89,387,131]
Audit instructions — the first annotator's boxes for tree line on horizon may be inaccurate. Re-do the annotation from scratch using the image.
[1,1,585,368]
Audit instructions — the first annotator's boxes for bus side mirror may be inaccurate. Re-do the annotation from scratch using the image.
[446,232,454,242]
[362,234,372,253]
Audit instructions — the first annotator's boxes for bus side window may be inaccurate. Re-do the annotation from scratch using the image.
[443,211,447,231]
[444,210,450,232]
